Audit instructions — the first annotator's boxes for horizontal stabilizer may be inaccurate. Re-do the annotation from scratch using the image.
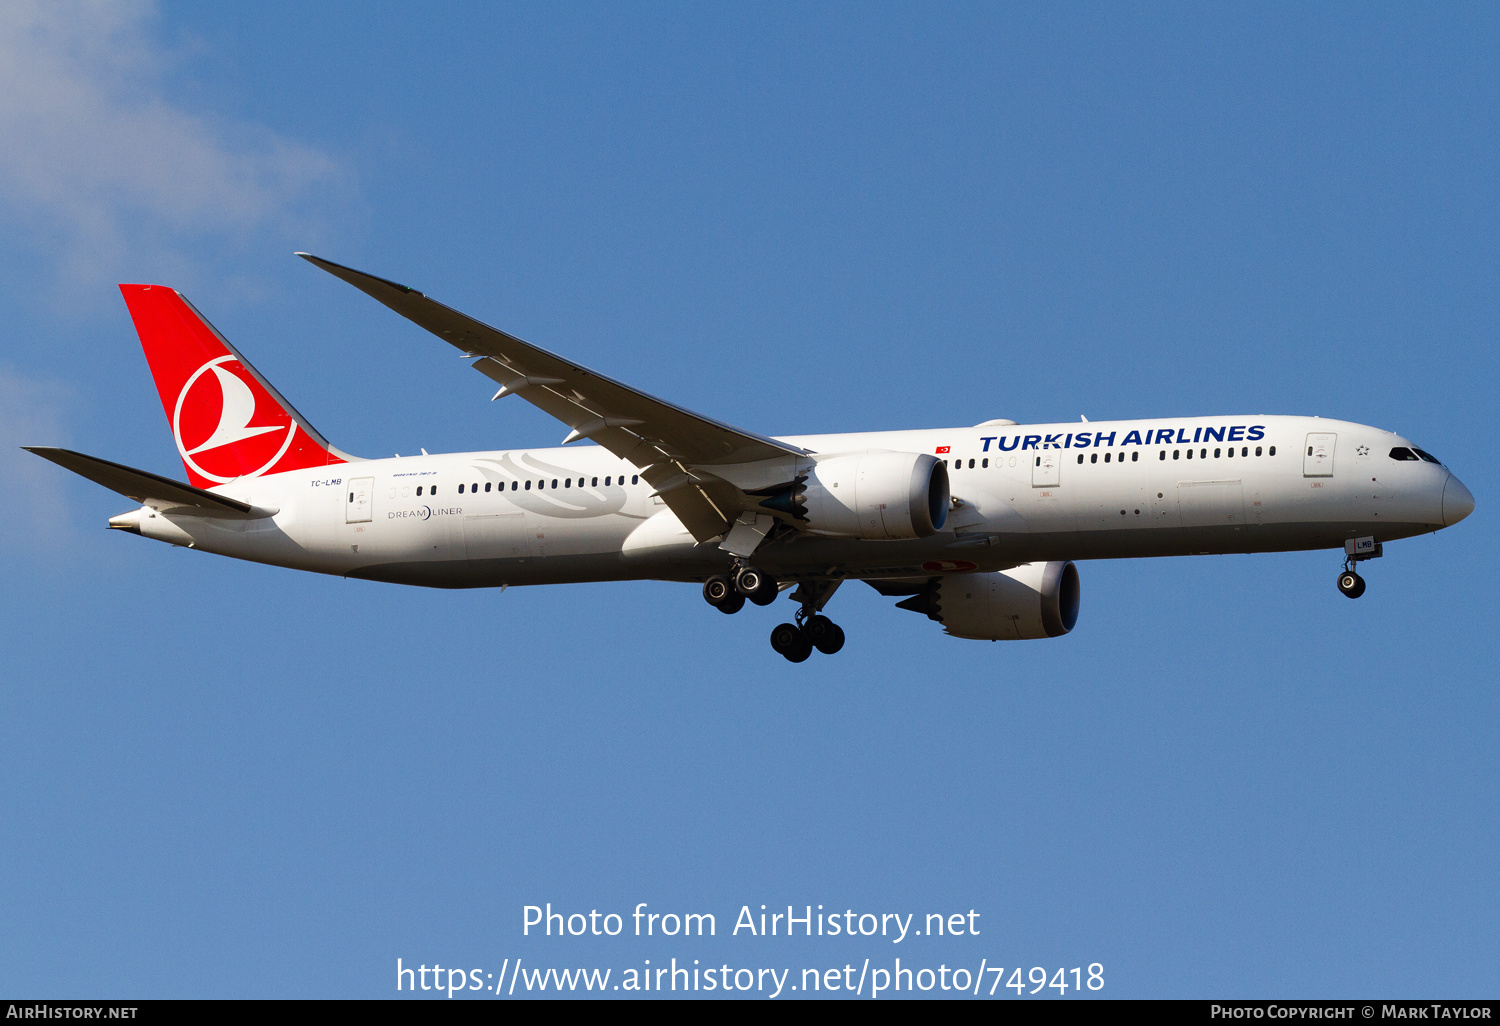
[23,447,273,519]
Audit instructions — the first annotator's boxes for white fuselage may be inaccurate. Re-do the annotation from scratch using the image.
[125,415,1467,589]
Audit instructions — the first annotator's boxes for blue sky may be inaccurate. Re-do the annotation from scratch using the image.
[0,1,1495,999]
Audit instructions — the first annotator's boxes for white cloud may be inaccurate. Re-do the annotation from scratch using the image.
[0,0,338,284]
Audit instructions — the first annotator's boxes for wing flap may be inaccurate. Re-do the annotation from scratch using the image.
[25,447,272,519]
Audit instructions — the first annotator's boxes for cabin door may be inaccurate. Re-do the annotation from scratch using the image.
[1303,433,1336,477]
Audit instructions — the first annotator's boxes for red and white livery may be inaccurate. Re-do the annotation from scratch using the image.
[29,256,1475,662]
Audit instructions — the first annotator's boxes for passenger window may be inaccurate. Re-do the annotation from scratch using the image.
[511,481,518,491]
[1173,450,1180,460]
[485,482,492,492]
[1226,448,1233,458]
[1186,449,1193,459]
[592,477,599,486]
[458,484,464,494]
[1214,448,1221,458]
[1241,447,1247,456]
[605,476,611,486]
[565,479,571,488]
[524,481,531,490]
[416,486,423,496]
[1200,448,1206,459]
[472,482,478,492]
[1131,452,1139,462]
[551,479,558,488]
[1269,446,1276,456]
[1035,457,1041,467]
[968,459,975,469]
[1104,452,1111,463]
[982,459,988,468]
[1089,454,1096,464]
[632,475,639,484]
[1159,451,1166,460]
[1255,446,1262,456]
[1078,454,1084,464]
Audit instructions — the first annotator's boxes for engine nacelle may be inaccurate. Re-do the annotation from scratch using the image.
[788,451,949,540]
[897,562,1080,640]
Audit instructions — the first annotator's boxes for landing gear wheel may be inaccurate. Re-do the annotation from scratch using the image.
[770,622,812,662]
[703,576,732,606]
[716,593,745,614]
[1337,570,1366,599]
[736,566,779,606]
[804,614,845,655]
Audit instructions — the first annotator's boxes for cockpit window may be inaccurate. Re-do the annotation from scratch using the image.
[1412,448,1443,465]
[1389,447,1419,461]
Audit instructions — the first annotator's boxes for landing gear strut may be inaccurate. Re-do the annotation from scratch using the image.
[1337,536,1381,599]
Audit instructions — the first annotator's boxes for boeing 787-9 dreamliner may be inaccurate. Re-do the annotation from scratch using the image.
[28,255,1475,662]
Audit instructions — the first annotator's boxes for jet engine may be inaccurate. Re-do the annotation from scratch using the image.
[895,562,1080,640]
[759,452,949,540]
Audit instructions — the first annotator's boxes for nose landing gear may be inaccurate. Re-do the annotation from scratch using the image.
[1337,536,1381,599]
[1337,569,1366,599]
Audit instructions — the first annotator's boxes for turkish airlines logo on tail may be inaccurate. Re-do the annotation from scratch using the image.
[173,356,295,483]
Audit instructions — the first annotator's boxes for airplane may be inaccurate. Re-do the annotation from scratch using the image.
[27,254,1475,662]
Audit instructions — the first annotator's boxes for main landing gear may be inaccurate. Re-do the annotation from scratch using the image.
[702,567,847,662]
[769,611,846,663]
[769,579,845,662]
[1337,536,1382,599]
[702,562,778,613]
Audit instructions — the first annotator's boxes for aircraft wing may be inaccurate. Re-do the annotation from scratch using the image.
[25,447,270,519]
[298,253,804,541]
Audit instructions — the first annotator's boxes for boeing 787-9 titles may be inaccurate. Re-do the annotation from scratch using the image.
[28,255,1475,661]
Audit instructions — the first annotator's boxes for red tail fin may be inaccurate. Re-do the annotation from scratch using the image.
[120,284,348,488]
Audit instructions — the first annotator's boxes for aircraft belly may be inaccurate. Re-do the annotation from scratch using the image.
[978,520,1432,562]
[347,551,645,589]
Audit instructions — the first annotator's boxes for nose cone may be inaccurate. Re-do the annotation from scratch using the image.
[1443,474,1475,526]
